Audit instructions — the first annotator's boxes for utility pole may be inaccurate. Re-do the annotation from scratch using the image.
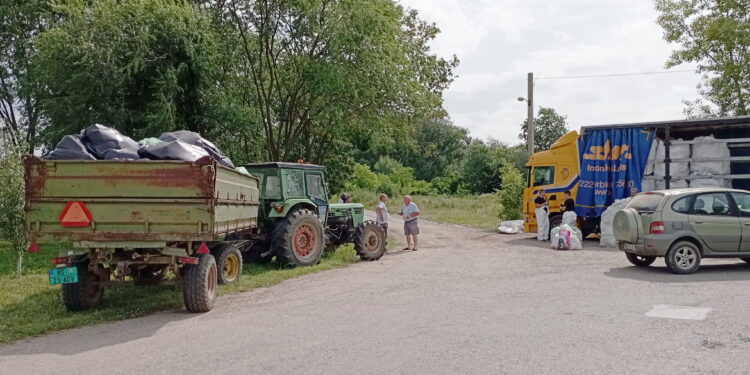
[527,72,534,156]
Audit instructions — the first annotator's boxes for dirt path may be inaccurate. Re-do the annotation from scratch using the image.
[2,214,750,374]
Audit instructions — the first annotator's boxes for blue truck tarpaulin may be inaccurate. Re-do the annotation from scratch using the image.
[575,128,654,217]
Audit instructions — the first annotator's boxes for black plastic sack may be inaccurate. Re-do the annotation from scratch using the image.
[158,130,234,168]
[82,124,139,159]
[100,148,140,160]
[46,135,96,160]
[138,140,210,162]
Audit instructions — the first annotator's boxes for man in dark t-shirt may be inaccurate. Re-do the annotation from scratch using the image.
[561,190,577,226]
[562,190,575,212]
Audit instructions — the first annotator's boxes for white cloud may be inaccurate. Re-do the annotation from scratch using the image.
[399,0,702,144]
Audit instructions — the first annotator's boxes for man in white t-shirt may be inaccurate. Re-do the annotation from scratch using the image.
[376,193,389,235]
[399,195,420,251]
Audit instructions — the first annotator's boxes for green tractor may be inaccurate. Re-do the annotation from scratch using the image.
[237,162,387,267]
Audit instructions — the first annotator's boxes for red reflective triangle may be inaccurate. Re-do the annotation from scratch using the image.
[59,201,92,227]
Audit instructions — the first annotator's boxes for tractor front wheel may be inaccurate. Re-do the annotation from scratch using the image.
[354,221,387,261]
[272,209,325,267]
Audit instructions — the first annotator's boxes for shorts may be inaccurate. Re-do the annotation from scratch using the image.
[404,219,420,236]
[379,223,388,235]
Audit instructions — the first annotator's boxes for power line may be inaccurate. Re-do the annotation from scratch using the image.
[536,69,696,80]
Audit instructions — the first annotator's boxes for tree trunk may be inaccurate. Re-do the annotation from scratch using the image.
[16,251,23,276]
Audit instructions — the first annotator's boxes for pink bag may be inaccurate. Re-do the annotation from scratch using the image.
[556,229,571,250]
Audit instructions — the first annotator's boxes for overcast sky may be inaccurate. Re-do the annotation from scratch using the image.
[399,0,701,144]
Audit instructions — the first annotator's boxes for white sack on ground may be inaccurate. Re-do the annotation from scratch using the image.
[498,220,524,234]
[691,136,730,176]
[600,198,632,247]
[551,224,582,250]
[562,211,577,227]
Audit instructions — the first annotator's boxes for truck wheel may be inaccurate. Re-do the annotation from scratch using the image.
[62,256,106,311]
[354,221,387,261]
[212,244,243,284]
[625,252,656,267]
[182,253,217,312]
[549,215,562,236]
[665,241,701,274]
[273,209,325,267]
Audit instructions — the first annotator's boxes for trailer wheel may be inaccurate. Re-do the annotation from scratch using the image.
[62,255,106,311]
[212,244,243,285]
[273,208,325,267]
[182,253,217,313]
[354,221,387,261]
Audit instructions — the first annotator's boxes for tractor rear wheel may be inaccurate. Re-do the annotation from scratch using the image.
[272,209,325,267]
[354,221,387,261]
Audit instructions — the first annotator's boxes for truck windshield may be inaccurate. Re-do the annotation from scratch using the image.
[627,193,664,213]
[533,166,555,186]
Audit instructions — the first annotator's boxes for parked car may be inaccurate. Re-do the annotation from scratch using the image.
[614,188,750,274]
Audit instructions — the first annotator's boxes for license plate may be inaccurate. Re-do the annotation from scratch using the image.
[48,267,78,285]
[622,243,636,251]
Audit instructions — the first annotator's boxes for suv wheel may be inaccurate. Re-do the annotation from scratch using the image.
[625,252,656,267]
[665,241,701,274]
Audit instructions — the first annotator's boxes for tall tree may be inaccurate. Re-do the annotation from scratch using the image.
[0,0,52,152]
[30,0,234,144]
[518,107,569,152]
[656,0,749,116]
[402,118,469,181]
[201,0,457,163]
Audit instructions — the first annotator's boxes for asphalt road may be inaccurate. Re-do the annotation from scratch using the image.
[3,214,750,374]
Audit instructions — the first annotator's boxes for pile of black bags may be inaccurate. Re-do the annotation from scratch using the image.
[46,124,235,168]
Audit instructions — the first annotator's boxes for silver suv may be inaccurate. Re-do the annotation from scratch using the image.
[614,188,750,274]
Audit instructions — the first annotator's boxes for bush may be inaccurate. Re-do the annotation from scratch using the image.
[348,163,379,191]
[497,162,525,220]
[0,145,27,275]
[409,180,435,195]
[432,169,461,195]
[373,156,402,175]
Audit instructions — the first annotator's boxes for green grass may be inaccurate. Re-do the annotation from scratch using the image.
[0,244,358,344]
[348,189,499,230]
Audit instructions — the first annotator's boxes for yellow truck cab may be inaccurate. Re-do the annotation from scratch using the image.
[523,130,579,234]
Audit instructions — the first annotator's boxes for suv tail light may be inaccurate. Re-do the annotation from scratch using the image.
[649,221,665,234]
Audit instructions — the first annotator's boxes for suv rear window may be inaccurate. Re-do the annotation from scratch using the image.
[626,193,664,212]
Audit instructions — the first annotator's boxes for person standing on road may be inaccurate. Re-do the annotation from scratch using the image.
[534,190,549,241]
[399,195,420,251]
[561,190,576,227]
[376,193,389,236]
